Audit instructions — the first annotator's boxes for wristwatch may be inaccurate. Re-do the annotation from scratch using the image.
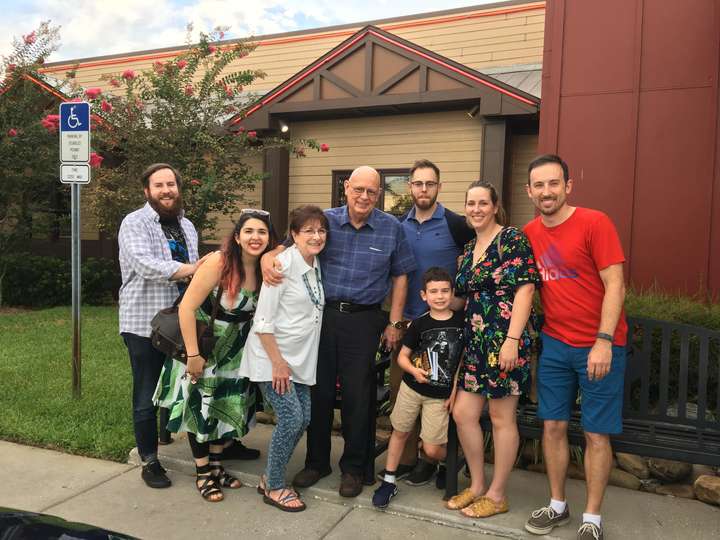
[596,332,613,342]
[388,320,409,330]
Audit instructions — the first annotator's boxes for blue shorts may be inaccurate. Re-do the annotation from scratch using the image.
[537,332,626,434]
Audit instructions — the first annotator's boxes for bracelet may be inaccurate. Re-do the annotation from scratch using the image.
[187,353,201,358]
[596,332,613,342]
[506,336,520,341]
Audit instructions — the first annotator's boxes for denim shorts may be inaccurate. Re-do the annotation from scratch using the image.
[537,332,626,434]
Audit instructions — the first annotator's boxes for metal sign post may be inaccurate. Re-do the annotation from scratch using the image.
[59,102,91,399]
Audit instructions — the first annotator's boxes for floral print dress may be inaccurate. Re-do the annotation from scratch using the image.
[455,227,540,399]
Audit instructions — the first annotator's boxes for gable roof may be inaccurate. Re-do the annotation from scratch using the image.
[232,25,540,131]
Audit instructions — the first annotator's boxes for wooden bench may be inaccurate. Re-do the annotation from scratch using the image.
[445,316,720,499]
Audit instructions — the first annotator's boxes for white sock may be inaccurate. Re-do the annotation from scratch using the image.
[550,498,567,514]
[383,473,397,484]
[582,513,602,527]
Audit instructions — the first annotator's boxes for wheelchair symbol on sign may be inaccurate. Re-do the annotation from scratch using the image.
[67,106,81,129]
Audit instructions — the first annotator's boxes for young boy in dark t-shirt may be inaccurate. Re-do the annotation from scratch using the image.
[373,267,464,509]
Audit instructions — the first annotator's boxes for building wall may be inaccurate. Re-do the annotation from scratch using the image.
[41,2,545,95]
[286,111,484,216]
[539,0,720,295]
[508,133,538,227]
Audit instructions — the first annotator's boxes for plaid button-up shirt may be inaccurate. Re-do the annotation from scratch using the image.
[320,206,416,304]
[118,202,199,337]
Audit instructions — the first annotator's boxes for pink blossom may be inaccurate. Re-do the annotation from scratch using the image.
[7,128,17,137]
[471,313,486,333]
[121,69,136,80]
[153,61,164,73]
[237,126,246,133]
[84,87,102,99]
[320,143,329,152]
[190,179,202,186]
[176,60,187,69]
[208,45,217,54]
[500,308,511,320]
[7,63,16,72]
[101,100,113,113]
[23,32,36,45]
[109,78,120,88]
[89,152,103,168]
[247,130,257,139]
[294,147,306,157]
[184,84,194,96]
[219,31,225,39]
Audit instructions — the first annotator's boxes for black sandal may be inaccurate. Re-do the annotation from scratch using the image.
[263,487,307,512]
[196,464,223,502]
[209,452,242,489]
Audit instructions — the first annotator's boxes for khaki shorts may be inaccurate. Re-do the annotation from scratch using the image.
[390,381,449,446]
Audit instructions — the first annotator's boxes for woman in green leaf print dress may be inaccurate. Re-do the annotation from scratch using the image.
[154,211,276,502]
[447,180,539,519]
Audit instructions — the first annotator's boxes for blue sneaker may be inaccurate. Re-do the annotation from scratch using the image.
[372,480,398,509]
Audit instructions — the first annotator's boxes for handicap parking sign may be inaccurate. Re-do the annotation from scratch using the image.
[59,102,90,163]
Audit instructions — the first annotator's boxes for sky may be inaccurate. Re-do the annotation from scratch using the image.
[0,0,498,63]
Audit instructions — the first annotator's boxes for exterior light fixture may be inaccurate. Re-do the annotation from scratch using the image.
[466,105,480,119]
[279,120,289,133]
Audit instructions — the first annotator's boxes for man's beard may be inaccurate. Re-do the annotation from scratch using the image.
[412,193,437,211]
[148,193,183,220]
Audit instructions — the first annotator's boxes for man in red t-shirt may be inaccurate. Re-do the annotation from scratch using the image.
[522,154,626,540]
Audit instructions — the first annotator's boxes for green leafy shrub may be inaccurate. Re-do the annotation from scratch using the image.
[0,254,118,307]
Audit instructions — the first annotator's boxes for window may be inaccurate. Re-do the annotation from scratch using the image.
[331,168,412,216]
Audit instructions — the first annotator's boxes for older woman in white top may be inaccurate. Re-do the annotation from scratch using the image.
[240,205,327,512]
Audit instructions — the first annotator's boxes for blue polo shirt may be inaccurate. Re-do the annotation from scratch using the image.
[401,204,464,319]
[320,206,416,305]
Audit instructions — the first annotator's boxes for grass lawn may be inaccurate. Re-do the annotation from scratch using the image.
[0,306,135,462]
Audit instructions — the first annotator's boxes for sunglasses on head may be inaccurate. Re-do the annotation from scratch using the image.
[238,208,273,229]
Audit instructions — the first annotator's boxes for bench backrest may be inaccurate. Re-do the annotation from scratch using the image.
[624,316,720,432]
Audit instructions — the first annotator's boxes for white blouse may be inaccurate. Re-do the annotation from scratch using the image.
[239,245,324,385]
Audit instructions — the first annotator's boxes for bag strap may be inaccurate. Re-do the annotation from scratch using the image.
[208,284,224,329]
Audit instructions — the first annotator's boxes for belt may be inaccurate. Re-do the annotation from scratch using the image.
[326,300,381,314]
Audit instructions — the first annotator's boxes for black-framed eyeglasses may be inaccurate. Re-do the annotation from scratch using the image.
[409,181,439,189]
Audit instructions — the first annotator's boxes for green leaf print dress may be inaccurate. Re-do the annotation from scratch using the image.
[153,287,257,442]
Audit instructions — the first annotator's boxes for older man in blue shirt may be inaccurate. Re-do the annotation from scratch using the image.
[263,166,416,498]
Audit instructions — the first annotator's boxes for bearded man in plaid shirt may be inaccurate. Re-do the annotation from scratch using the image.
[118,163,206,489]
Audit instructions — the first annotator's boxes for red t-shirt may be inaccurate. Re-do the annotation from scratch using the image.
[523,207,627,347]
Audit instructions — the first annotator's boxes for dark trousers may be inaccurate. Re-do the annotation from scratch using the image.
[122,332,166,461]
[305,307,385,476]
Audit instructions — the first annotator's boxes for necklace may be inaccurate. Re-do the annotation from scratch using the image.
[302,267,324,312]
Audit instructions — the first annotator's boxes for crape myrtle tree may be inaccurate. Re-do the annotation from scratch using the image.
[2,22,327,250]
[79,26,326,240]
[0,23,68,303]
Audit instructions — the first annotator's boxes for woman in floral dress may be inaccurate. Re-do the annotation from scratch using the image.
[447,180,539,518]
[154,210,276,502]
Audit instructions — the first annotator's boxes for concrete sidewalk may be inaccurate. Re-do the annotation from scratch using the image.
[2,427,718,539]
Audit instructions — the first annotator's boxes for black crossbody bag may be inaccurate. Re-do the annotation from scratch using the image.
[150,286,225,364]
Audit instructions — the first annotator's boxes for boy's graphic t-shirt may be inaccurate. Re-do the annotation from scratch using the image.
[401,310,465,399]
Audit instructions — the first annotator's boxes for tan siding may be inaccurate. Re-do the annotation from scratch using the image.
[508,133,538,228]
[44,5,544,93]
[287,110,483,216]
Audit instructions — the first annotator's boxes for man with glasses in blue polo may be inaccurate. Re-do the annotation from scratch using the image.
[378,159,474,488]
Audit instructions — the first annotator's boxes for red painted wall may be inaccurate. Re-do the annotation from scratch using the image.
[539,0,720,296]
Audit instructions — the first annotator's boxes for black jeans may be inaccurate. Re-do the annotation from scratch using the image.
[305,307,385,476]
[122,333,166,461]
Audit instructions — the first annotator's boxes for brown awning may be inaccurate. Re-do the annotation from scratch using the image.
[231,25,540,132]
